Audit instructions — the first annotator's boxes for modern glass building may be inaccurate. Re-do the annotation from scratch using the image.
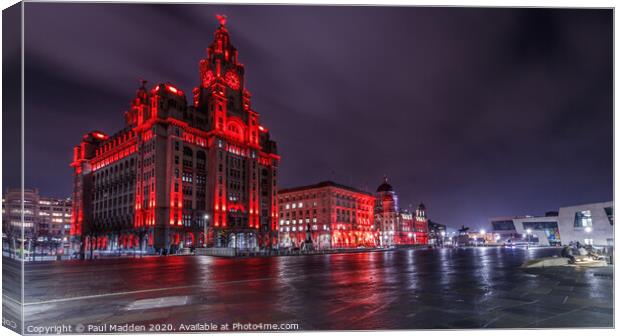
[489,201,613,247]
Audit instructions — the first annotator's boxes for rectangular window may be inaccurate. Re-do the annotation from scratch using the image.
[574,210,593,229]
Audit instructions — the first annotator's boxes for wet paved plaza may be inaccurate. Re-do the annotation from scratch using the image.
[3,247,614,332]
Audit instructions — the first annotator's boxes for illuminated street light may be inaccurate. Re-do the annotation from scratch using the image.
[203,214,210,248]
[525,228,532,248]
[585,227,592,233]
[480,229,486,235]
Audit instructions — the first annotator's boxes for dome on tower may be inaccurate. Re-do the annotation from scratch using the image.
[376,175,394,192]
[418,202,426,210]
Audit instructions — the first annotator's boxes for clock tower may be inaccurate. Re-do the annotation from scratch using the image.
[194,15,280,249]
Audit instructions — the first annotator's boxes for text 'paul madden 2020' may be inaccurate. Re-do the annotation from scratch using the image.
[77,322,301,333]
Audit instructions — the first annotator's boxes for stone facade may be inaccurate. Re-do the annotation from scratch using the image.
[278,181,376,249]
[70,18,279,255]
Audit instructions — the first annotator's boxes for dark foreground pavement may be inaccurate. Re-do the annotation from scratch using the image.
[4,247,614,332]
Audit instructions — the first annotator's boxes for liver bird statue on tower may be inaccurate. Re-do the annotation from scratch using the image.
[216,14,227,27]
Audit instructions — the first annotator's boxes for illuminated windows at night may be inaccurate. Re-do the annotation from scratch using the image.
[278,182,376,249]
[574,210,593,229]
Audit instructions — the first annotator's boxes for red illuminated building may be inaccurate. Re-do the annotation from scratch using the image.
[70,16,279,255]
[277,181,376,249]
[375,176,428,246]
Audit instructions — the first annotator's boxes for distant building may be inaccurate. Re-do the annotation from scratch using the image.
[3,188,38,240]
[489,201,613,247]
[2,188,72,256]
[490,216,535,245]
[375,176,428,246]
[460,231,494,246]
[428,220,447,245]
[277,181,376,249]
[512,215,560,246]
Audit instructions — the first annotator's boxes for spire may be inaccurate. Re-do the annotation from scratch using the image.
[212,14,231,50]
[125,79,149,127]
[134,79,148,104]
[205,14,238,67]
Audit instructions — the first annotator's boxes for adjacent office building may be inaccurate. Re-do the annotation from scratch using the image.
[2,188,72,255]
[375,177,428,246]
[277,181,376,249]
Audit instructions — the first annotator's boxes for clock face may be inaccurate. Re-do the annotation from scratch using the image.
[224,71,240,90]
[202,70,215,88]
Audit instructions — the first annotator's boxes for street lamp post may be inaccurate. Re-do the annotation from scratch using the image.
[526,228,532,249]
[203,214,210,248]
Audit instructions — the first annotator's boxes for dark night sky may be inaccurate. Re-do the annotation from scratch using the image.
[15,4,612,231]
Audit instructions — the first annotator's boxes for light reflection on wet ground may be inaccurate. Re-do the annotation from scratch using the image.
[14,247,613,330]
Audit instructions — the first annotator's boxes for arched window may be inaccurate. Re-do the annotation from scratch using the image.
[183,146,193,157]
[196,150,206,160]
[226,121,245,142]
[228,124,238,133]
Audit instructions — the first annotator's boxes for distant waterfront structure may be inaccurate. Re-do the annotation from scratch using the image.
[428,220,447,245]
[2,188,72,258]
[70,17,279,256]
[375,176,428,246]
[277,181,376,249]
[489,201,613,246]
